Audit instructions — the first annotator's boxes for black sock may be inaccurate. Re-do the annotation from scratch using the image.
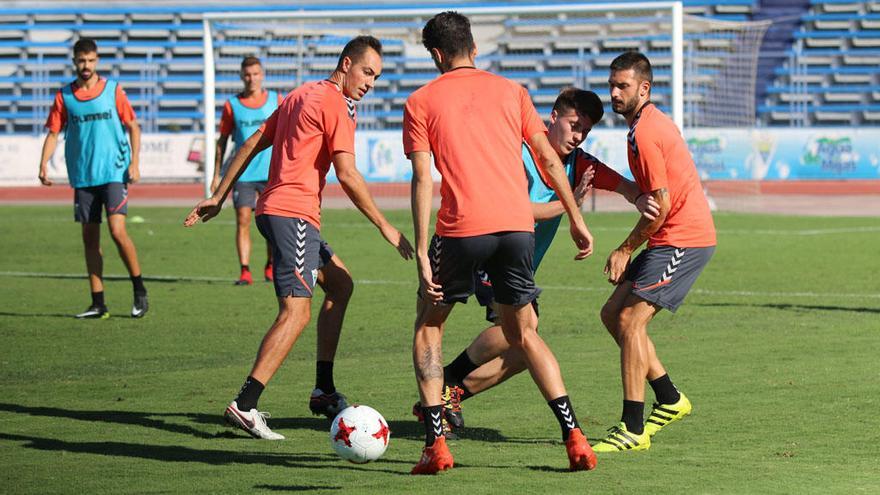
[443,350,479,385]
[421,404,444,447]
[315,361,335,394]
[130,275,146,295]
[548,395,580,441]
[241,264,250,272]
[91,291,105,308]
[622,400,645,434]
[458,383,473,401]
[649,374,681,405]
[265,260,272,268]
[235,376,265,411]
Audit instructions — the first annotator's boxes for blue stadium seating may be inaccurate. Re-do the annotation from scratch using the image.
[4,1,879,132]
[760,1,880,125]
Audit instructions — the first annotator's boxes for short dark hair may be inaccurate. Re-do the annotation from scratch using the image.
[422,11,475,58]
[241,56,261,70]
[553,87,604,126]
[610,51,653,84]
[336,35,383,69]
[73,38,98,56]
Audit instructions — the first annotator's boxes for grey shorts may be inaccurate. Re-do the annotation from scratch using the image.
[428,232,541,307]
[474,268,540,323]
[256,214,334,298]
[74,182,128,223]
[232,181,267,209]
[626,246,715,313]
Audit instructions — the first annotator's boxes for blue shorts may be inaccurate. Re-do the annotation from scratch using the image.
[626,246,715,312]
[74,182,128,223]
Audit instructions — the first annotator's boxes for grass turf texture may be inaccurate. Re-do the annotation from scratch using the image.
[0,205,878,493]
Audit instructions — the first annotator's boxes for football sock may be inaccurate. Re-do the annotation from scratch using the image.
[444,350,479,385]
[649,374,681,405]
[240,264,250,273]
[548,395,580,441]
[458,383,474,401]
[315,361,336,394]
[622,400,645,434]
[130,275,146,295]
[421,404,444,446]
[235,376,265,411]
[91,291,105,308]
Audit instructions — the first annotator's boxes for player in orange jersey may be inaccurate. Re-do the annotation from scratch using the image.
[592,52,716,453]
[405,12,596,474]
[186,36,413,440]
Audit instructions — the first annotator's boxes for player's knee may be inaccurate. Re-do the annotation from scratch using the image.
[502,325,537,350]
[600,303,618,332]
[81,230,100,249]
[328,274,354,302]
[108,223,128,242]
[278,297,311,323]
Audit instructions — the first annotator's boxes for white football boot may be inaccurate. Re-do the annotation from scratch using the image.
[224,401,285,440]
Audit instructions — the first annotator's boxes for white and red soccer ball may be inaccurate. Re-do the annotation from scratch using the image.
[329,405,390,463]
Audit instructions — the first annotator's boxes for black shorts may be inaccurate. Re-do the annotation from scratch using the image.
[232,181,267,209]
[626,245,715,313]
[256,214,334,298]
[428,231,541,307]
[74,182,128,223]
[474,268,540,323]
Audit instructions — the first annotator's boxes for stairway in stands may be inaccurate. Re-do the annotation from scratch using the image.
[753,0,812,107]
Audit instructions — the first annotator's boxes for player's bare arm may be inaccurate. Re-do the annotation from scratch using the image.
[184,130,270,226]
[615,178,660,220]
[38,131,59,186]
[527,131,593,259]
[126,118,141,183]
[408,151,442,303]
[531,166,595,222]
[604,187,670,284]
[211,133,231,194]
[333,151,413,260]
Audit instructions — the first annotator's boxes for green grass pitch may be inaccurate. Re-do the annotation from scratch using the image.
[0,205,878,493]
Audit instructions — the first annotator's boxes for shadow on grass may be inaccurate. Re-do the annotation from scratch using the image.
[266,416,508,443]
[0,311,78,318]
[0,432,409,475]
[0,403,508,446]
[0,403,220,439]
[254,485,341,492]
[694,302,880,314]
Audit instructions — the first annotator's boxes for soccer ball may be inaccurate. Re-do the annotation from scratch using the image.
[329,405,390,463]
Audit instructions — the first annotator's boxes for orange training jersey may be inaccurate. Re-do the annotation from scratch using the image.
[627,103,716,248]
[255,80,356,229]
[45,78,136,132]
[403,68,546,237]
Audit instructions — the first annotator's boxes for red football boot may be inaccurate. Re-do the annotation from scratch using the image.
[565,428,597,471]
[411,436,454,475]
[235,268,253,286]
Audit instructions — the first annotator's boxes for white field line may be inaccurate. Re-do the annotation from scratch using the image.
[1,271,878,300]
[8,217,880,236]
